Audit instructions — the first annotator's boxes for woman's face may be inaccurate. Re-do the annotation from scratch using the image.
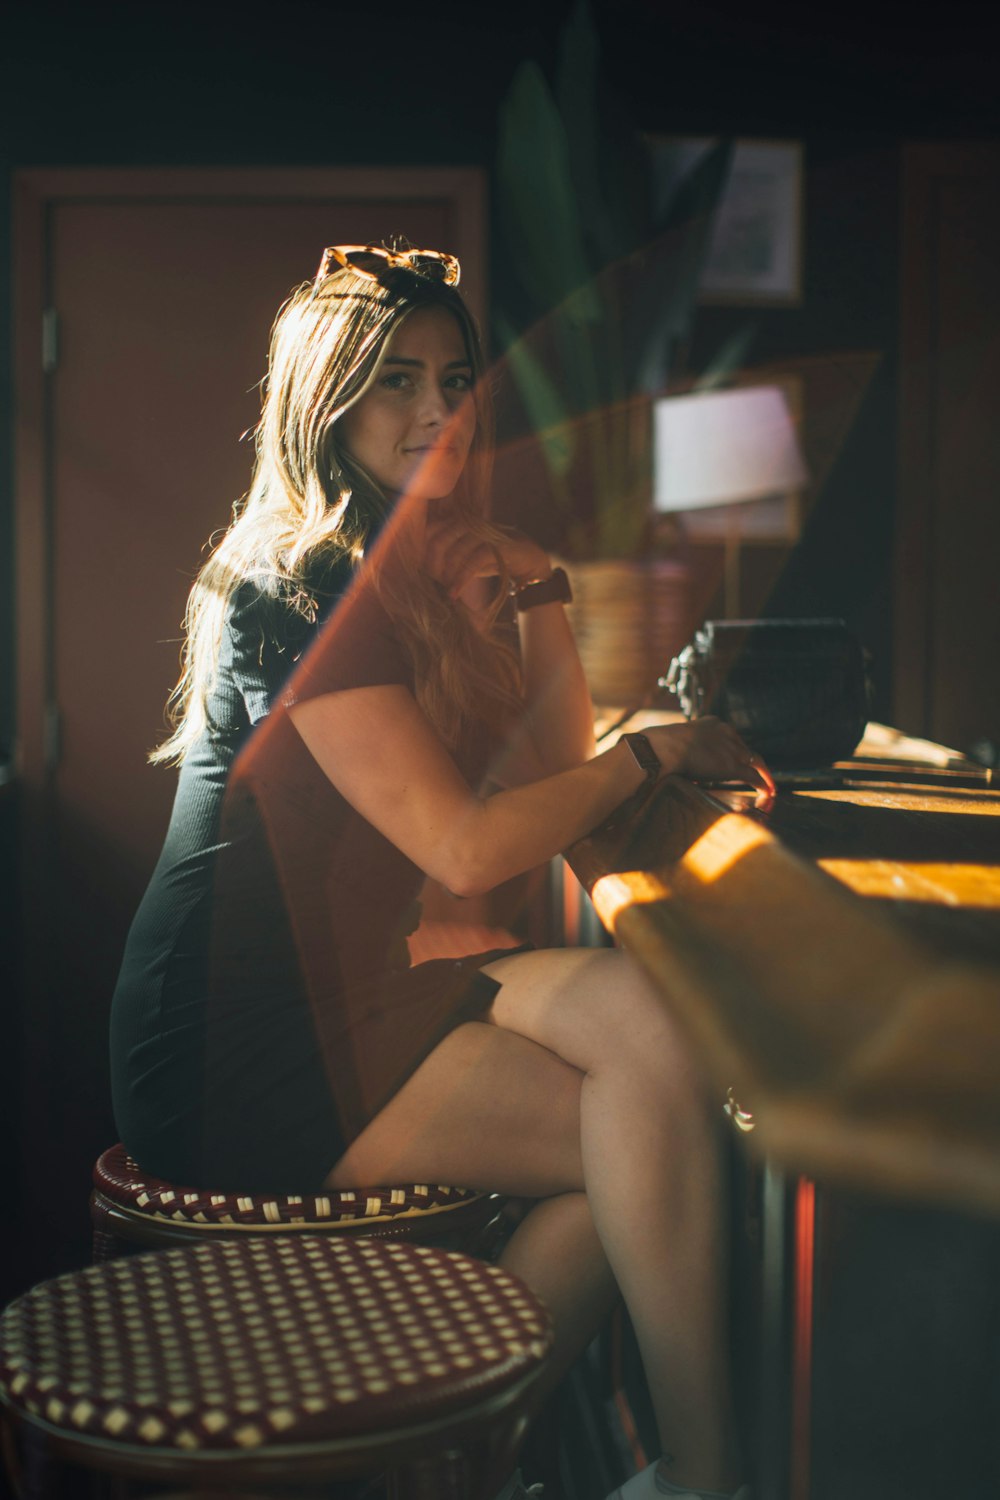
[338,306,477,502]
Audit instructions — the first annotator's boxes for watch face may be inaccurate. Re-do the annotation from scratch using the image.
[514,567,572,611]
[624,733,659,779]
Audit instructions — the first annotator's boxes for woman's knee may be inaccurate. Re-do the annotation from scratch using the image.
[327,1021,586,1195]
[614,955,703,1070]
[489,945,701,1087]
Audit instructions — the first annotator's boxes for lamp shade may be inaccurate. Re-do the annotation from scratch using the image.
[653,386,808,512]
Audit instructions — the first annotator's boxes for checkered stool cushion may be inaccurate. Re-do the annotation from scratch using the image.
[92,1145,500,1254]
[0,1237,553,1457]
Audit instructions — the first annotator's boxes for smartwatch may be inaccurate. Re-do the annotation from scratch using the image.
[513,566,573,612]
[621,731,661,786]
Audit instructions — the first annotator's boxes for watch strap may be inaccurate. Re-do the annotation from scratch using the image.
[513,566,573,612]
[621,731,661,785]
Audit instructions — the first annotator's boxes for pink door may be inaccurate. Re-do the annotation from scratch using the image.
[14,168,486,1210]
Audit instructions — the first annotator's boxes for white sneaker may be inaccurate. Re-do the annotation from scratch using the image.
[655,1487,752,1500]
[606,1472,752,1500]
[657,1487,753,1500]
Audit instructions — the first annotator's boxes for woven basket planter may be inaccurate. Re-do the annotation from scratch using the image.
[562,557,694,708]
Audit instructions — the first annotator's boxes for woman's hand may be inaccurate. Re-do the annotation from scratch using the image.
[422,515,551,600]
[420,513,594,779]
[646,716,776,807]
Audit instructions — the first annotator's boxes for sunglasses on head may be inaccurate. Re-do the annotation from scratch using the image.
[314,244,461,289]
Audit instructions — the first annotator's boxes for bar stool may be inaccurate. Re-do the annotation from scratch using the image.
[0,1234,553,1498]
[92,1144,506,1261]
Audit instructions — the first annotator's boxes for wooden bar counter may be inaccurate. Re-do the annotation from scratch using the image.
[565,721,1000,1220]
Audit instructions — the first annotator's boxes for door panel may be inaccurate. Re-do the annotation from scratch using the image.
[14,171,485,1236]
[52,198,455,881]
[896,145,1000,750]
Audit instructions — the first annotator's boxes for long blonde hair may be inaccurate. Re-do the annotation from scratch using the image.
[153,259,522,764]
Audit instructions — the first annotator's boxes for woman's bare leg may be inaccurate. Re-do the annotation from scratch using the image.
[327,1021,617,1393]
[499,1190,620,1396]
[327,1018,585,1195]
[483,947,741,1495]
[328,947,741,1492]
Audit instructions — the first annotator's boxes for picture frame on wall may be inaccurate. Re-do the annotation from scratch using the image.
[649,137,804,306]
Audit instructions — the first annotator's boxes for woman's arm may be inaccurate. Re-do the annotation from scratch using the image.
[288,684,770,898]
[515,592,595,773]
[425,518,593,779]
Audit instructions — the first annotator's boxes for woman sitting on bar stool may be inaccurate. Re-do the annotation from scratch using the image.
[110,244,772,1500]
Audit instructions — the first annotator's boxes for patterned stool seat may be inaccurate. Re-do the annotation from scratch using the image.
[0,1236,553,1493]
[92,1144,503,1259]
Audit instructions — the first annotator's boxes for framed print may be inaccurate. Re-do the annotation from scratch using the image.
[650,137,804,306]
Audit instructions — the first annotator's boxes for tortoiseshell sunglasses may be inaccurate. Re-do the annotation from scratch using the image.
[314,244,461,288]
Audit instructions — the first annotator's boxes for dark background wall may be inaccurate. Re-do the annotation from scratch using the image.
[2,1,999,1291]
[2,19,1000,1496]
[3,0,1000,760]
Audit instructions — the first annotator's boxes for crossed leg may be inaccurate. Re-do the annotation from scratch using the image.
[327,946,741,1495]
[326,1000,616,1389]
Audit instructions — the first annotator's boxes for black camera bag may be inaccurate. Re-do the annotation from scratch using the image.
[662,618,870,769]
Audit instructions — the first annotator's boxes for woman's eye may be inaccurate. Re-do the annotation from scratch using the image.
[446,373,473,391]
[380,372,411,391]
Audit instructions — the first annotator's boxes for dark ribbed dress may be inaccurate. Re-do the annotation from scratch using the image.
[110,559,513,1193]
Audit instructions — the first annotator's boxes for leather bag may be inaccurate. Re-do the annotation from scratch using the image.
[662,618,870,768]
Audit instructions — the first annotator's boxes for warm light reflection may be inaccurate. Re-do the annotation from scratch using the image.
[590,814,775,927]
[590,870,668,928]
[858,722,964,766]
[679,814,772,885]
[791,1177,817,1500]
[819,859,1000,908]
[798,789,1000,814]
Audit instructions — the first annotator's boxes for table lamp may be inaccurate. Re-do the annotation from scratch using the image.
[653,386,808,616]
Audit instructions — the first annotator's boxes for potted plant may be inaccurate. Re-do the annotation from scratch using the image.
[494,2,752,702]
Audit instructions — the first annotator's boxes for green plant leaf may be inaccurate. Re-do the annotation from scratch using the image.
[554,0,636,268]
[496,60,601,319]
[495,313,576,483]
[694,323,760,391]
[658,135,734,235]
[621,137,735,394]
[494,42,737,557]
